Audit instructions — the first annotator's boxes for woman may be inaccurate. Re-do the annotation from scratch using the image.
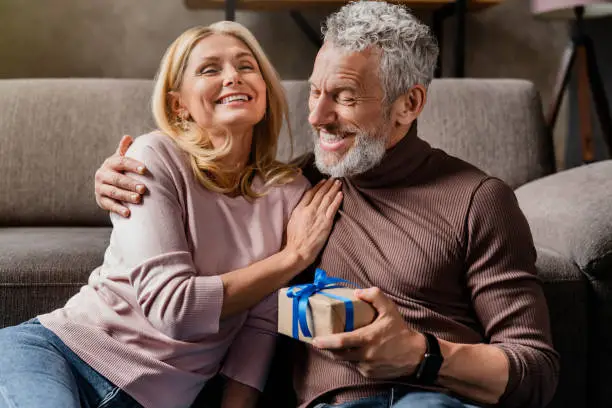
[0,22,342,408]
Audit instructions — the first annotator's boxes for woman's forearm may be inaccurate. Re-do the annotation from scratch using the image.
[219,248,305,318]
[221,379,259,408]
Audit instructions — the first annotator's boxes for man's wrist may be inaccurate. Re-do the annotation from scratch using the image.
[398,330,427,377]
[435,338,463,385]
[414,332,444,385]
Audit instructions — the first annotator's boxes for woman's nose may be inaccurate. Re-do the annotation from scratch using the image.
[223,68,242,87]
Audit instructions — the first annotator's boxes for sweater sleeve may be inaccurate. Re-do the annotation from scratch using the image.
[108,137,224,341]
[464,177,560,408]
[220,174,311,391]
[220,292,278,391]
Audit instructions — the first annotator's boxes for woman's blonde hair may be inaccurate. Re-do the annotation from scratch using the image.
[152,22,298,199]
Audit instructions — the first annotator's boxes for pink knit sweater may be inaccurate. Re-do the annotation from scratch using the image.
[39,132,309,408]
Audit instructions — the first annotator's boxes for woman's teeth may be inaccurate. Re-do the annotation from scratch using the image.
[218,94,249,104]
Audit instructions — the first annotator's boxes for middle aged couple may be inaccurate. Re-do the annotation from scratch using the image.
[0,2,559,408]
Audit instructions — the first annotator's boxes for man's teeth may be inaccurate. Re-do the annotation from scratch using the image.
[320,132,343,142]
[219,94,249,104]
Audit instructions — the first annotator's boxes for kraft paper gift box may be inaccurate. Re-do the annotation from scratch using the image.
[277,269,377,343]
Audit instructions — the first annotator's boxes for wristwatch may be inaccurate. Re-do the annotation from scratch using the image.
[414,332,444,385]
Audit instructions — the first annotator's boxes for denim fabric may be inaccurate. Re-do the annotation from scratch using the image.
[0,319,141,408]
[312,388,481,408]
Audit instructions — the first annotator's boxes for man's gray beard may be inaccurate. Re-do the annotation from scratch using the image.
[313,128,388,178]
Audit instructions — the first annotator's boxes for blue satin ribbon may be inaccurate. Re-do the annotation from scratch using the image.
[285,268,359,339]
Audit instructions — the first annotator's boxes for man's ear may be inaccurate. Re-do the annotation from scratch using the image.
[391,85,427,126]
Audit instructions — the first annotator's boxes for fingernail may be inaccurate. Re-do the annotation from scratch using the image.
[335,179,341,185]
[137,166,145,174]
[132,194,140,201]
[136,185,146,194]
[122,209,130,217]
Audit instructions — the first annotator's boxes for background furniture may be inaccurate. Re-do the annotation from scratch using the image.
[0,78,610,407]
[532,0,612,164]
[183,0,502,78]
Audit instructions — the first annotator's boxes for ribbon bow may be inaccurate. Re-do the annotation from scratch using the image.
[285,268,359,339]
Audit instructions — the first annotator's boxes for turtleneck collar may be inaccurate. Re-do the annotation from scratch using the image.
[350,121,432,189]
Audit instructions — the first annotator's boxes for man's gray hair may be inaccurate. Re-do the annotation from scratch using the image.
[322,1,439,104]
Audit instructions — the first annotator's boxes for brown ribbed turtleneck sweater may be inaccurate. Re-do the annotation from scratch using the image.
[292,124,559,408]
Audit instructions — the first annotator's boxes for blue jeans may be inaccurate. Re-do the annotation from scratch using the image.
[313,388,481,408]
[0,319,141,408]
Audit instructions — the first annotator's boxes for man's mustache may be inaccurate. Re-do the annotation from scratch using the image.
[312,124,360,137]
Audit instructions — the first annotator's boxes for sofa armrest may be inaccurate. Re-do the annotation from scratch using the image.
[514,160,612,280]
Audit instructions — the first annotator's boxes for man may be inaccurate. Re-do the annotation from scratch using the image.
[94,2,559,407]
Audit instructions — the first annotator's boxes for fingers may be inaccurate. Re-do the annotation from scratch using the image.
[96,165,146,193]
[103,155,147,176]
[325,190,343,219]
[355,287,393,316]
[310,179,341,208]
[313,327,369,350]
[116,135,134,156]
[97,196,131,218]
[327,348,364,362]
[297,179,326,208]
[318,179,341,209]
[97,183,142,204]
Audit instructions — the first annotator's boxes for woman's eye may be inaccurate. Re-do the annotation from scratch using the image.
[199,67,218,75]
[238,65,254,71]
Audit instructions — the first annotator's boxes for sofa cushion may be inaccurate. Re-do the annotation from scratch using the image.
[0,227,110,327]
[419,79,554,189]
[515,160,612,280]
[533,247,588,408]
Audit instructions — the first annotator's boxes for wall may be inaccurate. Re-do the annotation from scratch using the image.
[0,1,328,79]
[0,0,569,166]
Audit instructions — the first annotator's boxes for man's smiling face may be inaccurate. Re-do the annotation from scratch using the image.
[307,43,393,178]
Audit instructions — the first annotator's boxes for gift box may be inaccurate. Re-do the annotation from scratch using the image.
[278,269,376,343]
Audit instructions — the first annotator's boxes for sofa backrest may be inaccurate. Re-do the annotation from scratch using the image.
[0,79,155,226]
[0,78,553,226]
[420,79,554,188]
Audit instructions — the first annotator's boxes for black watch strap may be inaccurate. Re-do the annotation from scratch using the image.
[415,332,443,385]
[424,332,441,355]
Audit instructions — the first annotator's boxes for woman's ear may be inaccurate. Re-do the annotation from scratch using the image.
[168,91,186,117]
[391,85,427,126]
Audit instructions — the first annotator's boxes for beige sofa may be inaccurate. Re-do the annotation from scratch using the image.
[1,78,610,408]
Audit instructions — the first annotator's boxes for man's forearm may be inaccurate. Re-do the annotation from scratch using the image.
[436,339,509,405]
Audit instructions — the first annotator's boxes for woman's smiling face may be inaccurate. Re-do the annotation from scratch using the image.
[174,33,267,135]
